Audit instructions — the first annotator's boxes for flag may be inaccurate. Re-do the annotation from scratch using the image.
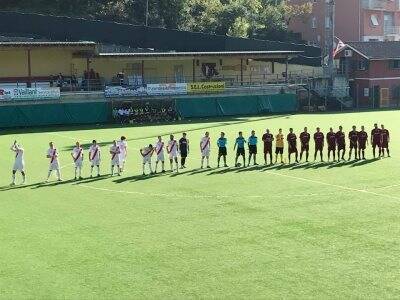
[333,38,346,57]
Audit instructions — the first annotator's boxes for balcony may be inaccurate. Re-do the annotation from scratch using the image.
[384,25,400,35]
[363,0,396,10]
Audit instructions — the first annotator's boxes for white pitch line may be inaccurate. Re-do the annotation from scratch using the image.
[46,133,140,150]
[79,184,339,200]
[47,132,88,142]
[264,170,400,201]
[373,184,400,190]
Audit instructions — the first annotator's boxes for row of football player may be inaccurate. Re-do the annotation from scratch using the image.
[9,137,129,185]
[8,124,390,184]
[137,123,390,175]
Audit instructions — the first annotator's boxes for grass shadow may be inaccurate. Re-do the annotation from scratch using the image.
[187,168,213,176]
[207,167,238,175]
[350,158,380,167]
[327,160,355,169]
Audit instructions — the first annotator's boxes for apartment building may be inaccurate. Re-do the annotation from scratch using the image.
[289,0,400,45]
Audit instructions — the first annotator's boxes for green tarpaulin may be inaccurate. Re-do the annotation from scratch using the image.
[175,94,297,118]
[0,102,110,128]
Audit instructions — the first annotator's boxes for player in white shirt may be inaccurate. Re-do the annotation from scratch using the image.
[200,131,211,169]
[71,141,84,180]
[140,144,154,175]
[167,134,179,172]
[89,140,101,177]
[10,141,26,186]
[155,136,166,173]
[118,136,128,172]
[46,142,62,182]
[110,140,121,176]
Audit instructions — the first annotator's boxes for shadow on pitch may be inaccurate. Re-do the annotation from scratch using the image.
[112,171,167,183]
[63,141,113,151]
[187,168,213,176]
[350,158,380,167]
[74,174,110,184]
[207,167,238,175]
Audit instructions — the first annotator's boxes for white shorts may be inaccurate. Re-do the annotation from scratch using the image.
[202,149,210,157]
[169,152,178,160]
[157,152,165,162]
[49,161,60,171]
[119,152,127,163]
[13,161,25,172]
[90,159,101,167]
[74,160,83,168]
[143,156,152,164]
[111,157,120,166]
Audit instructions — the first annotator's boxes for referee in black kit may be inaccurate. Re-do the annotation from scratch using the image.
[179,132,189,169]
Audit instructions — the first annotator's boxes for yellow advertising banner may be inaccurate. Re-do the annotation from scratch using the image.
[187,82,225,93]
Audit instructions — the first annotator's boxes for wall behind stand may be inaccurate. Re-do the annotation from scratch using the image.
[0,101,110,128]
[0,93,297,128]
[175,94,298,118]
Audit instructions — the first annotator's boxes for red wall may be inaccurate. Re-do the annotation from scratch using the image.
[335,0,361,41]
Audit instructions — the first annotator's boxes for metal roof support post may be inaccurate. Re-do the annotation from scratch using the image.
[240,58,243,86]
[285,56,289,84]
[86,57,90,91]
[27,48,32,88]
[192,59,195,82]
[141,60,145,84]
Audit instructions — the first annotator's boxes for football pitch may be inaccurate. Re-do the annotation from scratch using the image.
[1,110,400,298]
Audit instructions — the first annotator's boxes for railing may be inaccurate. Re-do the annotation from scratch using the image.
[0,70,323,90]
[0,70,325,103]
[384,25,400,35]
[362,0,387,10]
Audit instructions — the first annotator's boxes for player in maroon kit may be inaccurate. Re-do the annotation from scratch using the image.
[380,124,390,157]
[371,123,381,158]
[287,128,299,164]
[299,127,310,162]
[358,125,368,160]
[313,127,324,162]
[262,129,274,165]
[327,127,336,162]
[348,126,359,161]
[336,126,346,161]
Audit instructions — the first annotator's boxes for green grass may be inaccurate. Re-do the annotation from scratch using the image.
[1,110,400,299]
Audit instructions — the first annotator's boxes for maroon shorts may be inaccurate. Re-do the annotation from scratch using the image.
[372,141,381,148]
[288,147,298,154]
[328,145,336,151]
[350,142,358,150]
[264,146,272,154]
[337,143,345,150]
[359,143,366,150]
[381,141,389,148]
[315,144,323,151]
[301,144,309,152]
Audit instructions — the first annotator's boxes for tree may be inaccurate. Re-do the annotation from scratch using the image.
[2,0,312,41]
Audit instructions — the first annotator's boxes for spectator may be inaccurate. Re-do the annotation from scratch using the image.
[113,101,179,124]
[57,73,64,88]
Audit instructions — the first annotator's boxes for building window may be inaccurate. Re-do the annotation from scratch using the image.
[311,17,317,29]
[358,60,368,71]
[364,88,370,97]
[325,16,331,29]
[371,14,379,26]
[389,60,400,69]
